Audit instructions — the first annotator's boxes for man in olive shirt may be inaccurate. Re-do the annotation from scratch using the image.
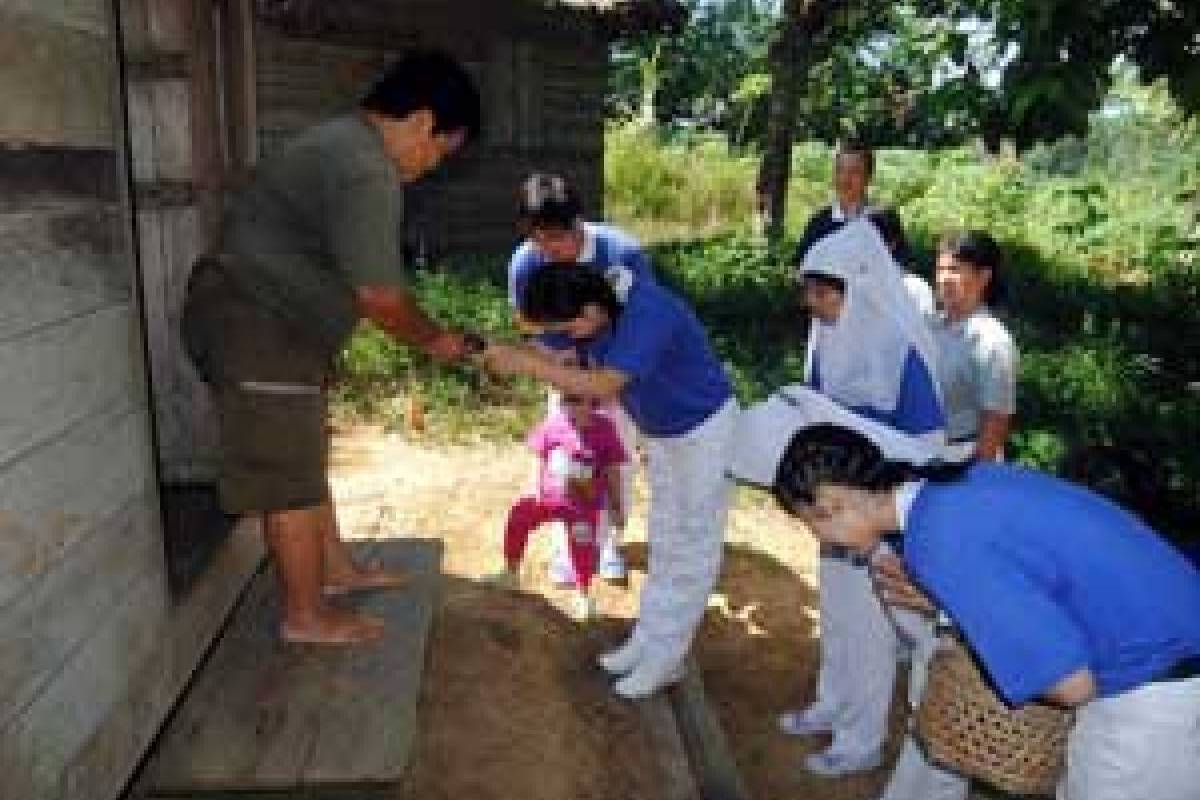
[183,51,480,644]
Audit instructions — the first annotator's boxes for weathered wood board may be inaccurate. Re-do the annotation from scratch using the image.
[141,539,442,799]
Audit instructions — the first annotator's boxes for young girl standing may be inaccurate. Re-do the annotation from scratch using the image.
[486,395,628,621]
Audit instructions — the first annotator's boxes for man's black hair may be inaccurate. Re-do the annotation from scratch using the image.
[520,265,621,330]
[360,50,482,143]
[518,173,583,231]
[937,229,1007,306]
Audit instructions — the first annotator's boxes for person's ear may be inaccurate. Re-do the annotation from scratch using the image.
[411,108,436,136]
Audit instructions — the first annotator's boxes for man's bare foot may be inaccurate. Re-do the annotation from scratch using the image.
[323,560,409,597]
[280,608,385,645]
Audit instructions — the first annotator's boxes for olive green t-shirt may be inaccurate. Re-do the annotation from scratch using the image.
[219,113,405,356]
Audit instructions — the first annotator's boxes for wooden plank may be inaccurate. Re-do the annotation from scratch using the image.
[0,568,169,800]
[221,0,259,169]
[0,404,153,609]
[0,305,142,469]
[0,492,160,731]
[637,694,704,800]
[0,10,116,148]
[126,79,194,184]
[0,201,132,342]
[60,518,263,800]
[142,539,442,798]
[667,660,752,800]
[0,519,263,800]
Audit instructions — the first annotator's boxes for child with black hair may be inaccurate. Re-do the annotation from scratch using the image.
[485,392,627,621]
[730,391,1200,800]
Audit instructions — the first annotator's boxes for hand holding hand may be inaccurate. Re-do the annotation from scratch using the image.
[424,330,468,362]
[481,342,535,377]
[870,552,936,615]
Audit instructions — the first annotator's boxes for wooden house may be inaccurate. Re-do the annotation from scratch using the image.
[0,2,677,799]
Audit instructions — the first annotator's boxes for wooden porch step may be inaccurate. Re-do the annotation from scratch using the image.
[139,539,442,799]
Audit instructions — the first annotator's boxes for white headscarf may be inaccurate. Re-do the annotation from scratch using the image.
[800,217,940,414]
[729,385,943,488]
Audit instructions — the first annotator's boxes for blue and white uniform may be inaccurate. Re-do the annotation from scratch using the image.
[508,222,654,580]
[585,281,739,697]
[798,218,945,772]
[902,464,1200,800]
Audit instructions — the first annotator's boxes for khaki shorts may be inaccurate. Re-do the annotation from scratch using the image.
[182,258,333,514]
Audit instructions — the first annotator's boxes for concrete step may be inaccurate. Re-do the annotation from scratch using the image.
[138,539,441,799]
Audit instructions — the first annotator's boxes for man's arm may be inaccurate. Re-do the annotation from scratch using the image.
[356,284,465,361]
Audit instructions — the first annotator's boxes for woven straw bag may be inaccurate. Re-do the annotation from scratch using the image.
[916,637,1073,797]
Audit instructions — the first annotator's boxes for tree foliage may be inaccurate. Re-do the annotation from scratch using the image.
[610,0,1200,152]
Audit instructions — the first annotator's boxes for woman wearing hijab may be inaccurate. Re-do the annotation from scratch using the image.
[732,407,1200,800]
[782,217,946,777]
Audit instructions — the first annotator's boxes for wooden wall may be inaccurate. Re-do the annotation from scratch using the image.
[0,3,263,799]
[253,1,608,258]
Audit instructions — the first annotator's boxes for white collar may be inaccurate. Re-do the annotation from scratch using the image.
[831,198,869,223]
[577,223,597,263]
[894,480,925,528]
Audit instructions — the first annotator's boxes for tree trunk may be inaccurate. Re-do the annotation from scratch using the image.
[757,0,847,242]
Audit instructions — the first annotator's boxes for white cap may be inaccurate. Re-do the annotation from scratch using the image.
[728,385,943,488]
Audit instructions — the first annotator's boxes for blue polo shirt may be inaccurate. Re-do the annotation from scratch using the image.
[508,220,657,316]
[585,281,732,437]
[809,349,945,436]
[905,462,1200,706]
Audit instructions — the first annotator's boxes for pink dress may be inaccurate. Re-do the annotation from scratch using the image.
[503,410,627,587]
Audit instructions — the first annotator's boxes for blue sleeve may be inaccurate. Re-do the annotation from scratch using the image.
[508,244,539,310]
[596,295,675,381]
[889,350,945,435]
[908,518,1091,706]
[618,240,655,284]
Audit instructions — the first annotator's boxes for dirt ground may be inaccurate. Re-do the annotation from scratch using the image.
[329,426,910,800]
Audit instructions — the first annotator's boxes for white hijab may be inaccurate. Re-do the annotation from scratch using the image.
[729,385,943,488]
[800,217,940,414]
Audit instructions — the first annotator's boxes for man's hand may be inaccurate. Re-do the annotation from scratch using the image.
[424,330,468,362]
[870,552,936,615]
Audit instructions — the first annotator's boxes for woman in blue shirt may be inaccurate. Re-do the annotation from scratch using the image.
[483,266,738,700]
[507,173,654,584]
[761,421,1200,800]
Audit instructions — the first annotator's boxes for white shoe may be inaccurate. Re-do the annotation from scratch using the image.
[598,542,627,581]
[802,747,882,777]
[613,656,686,699]
[777,706,835,736]
[547,556,577,588]
[597,635,643,675]
[572,593,596,622]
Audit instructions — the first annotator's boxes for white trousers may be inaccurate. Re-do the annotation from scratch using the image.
[878,634,970,800]
[1058,675,1200,800]
[629,400,737,668]
[815,545,937,760]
